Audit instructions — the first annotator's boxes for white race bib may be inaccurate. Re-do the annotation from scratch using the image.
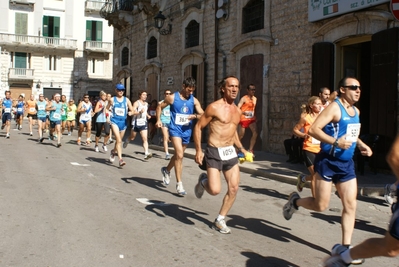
[245,111,254,119]
[311,137,321,145]
[163,109,170,116]
[67,112,74,117]
[29,107,35,112]
[38,105,45,111]
[149,110,156,116]
[62,110,66,116]
[218,146,238,161]
[4,108,11,113]
[346,123,361,142]
[53,113,61,119]
[17,108,23,112]
[136,118,146,126]
[175,114,189,126]
[115,107,125,116]
[81,113,91,121]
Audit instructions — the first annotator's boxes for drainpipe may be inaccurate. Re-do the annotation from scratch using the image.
[214,0,219,101]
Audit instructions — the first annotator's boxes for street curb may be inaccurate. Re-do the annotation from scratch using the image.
[149,144,386,198]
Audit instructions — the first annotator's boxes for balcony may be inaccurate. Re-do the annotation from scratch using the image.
[9,68,34,81]
[84,41,112,54]
[0,33,77,51]
[100,0,136,29]
[85,0,107,12]
[9,0,35,5]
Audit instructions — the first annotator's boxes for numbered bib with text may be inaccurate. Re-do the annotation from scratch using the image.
[218,146,238,161]
[115,107,125,116]
[81,113,91,121]
[245,111,254,119]
[163,109,170,116]
[4,108,11,113]
[29,107,35,113]
[149,110,156,116]
[175,114,189,126]
[346,123,361,142]
[53,113,61,119]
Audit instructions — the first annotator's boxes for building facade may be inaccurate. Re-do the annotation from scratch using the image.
[0,0,114,101]
[103,0,399,164]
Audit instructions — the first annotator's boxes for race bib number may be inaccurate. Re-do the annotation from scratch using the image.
[53,113,61,119]
[245,111,254,119]
[67,112,74,117]
[311,137,321,145]
[38,105,45,111]
[175,114,189,126]
[163,109,170,116]
[149,110,156,116]
[346,123,361,142]
[29,107,35,113]
[17,108,23,112]
[62,110,66,116]
[81,113,91,121]
[115,107,125,116]
[4,108,11,113]
[218,146,238,161]
[136,118,146,126]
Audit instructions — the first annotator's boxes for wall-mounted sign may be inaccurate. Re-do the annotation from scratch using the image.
[309,0,389,22]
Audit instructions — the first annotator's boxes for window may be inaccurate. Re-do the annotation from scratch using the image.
[121,47,129,66]
[242,0,264,34]
[14,52,27,69]
[147,37,157,59]
[43,16,60,38]
[86,21,103,42]
[88,58,104,75]
[45,55,59,71]
[185,20,199,48]
[15,13,27,35]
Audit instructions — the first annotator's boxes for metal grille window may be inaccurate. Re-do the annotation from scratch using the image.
[121,47,129,66]
[242,0,264,34]
[185,20,199,48]
[147,37,157,59]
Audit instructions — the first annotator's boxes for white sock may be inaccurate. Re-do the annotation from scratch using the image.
[216,215,225,222]
[340,249,353,264]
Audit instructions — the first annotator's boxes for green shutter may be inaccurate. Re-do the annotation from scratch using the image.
[42,16,49,36]
[15,13,27,35]
[15,52,27,68]
[96,21,102,42]
[86,20,92,41]
[53,17,60,38]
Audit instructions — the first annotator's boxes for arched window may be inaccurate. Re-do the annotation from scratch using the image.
[147,37,157,59]
[185,20,199,48]
[121,47,129,66]
[242,0,264,34]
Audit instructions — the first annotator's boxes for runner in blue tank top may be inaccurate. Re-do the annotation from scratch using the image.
[1,90,13,138]
[15,95,25,130]
[283,77,373,264]
[156,77,204,196]
[36,94,48,143]
[106,83,134,167]
[46,93,63,147]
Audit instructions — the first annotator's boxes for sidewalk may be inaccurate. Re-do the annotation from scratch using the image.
[147,138,396,198]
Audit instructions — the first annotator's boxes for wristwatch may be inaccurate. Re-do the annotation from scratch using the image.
[333,139,339,147]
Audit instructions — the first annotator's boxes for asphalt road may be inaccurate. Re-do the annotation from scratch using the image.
[0,125,396,266]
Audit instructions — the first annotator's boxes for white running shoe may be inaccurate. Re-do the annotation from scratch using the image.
[213,219,231,234]
[102,144,108,152]
[283,192,300,220]
[95,145,99,152]
[109,150,116,163]
[176,182,187,196]
[161,167,170,186]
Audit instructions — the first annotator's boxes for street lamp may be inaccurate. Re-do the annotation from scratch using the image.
[154,11,172,35]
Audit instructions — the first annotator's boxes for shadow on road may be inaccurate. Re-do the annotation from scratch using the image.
[228,214,330,255]
[121,176,185,197]
[241,251,300,267]
[240,185,289,200]
[310,212,386,235]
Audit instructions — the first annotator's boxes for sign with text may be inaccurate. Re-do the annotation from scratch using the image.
[391,0,399,20]
[309,0,389,22]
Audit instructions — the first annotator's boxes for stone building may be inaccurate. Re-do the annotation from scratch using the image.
[0,0,114,101]
[102,0,399,167]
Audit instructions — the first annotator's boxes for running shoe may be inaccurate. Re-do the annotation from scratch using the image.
[331,244,365,265]
[283,192,300,220]
[161,167,170,186]
[123,139,129,148]
[108,138,114,144]
[384,184,396,205]
[1,124,5,130]
[165,154,171,160]
[68,132,71,136]
[30,132,33,136]
[56,143,62,148]
[109,149,116,163]
[144,153,152,160]
[77,139,81,145]
[102,144,108,152]
[296,173,306,192]
[213,219,231,234]
[119,159,126,167]
[39,137,44,143]
[323,255,349,267]
[5,134,10,139]
[195,173,207,199]
[176,182,187,196]
[19,125,22,130]
[95,145,99,152]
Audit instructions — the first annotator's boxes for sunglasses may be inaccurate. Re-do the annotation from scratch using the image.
[343,85,361,90]
[165,93,171,95]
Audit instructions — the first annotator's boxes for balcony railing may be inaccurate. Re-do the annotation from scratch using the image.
[84,41,113,53]
[9,68,34,80]
[85,0,107,12]
[0,33,77,50]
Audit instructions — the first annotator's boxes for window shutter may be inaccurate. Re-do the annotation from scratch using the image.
[96,21,102,42]
[54,17,60,38]
[43,16,49,37]
[86,21,92,41]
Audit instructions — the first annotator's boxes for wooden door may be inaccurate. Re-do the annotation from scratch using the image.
[239,54,263,150]
[311,42,334,96]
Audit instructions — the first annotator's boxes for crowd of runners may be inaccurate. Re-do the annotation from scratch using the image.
[1,76,399,266]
